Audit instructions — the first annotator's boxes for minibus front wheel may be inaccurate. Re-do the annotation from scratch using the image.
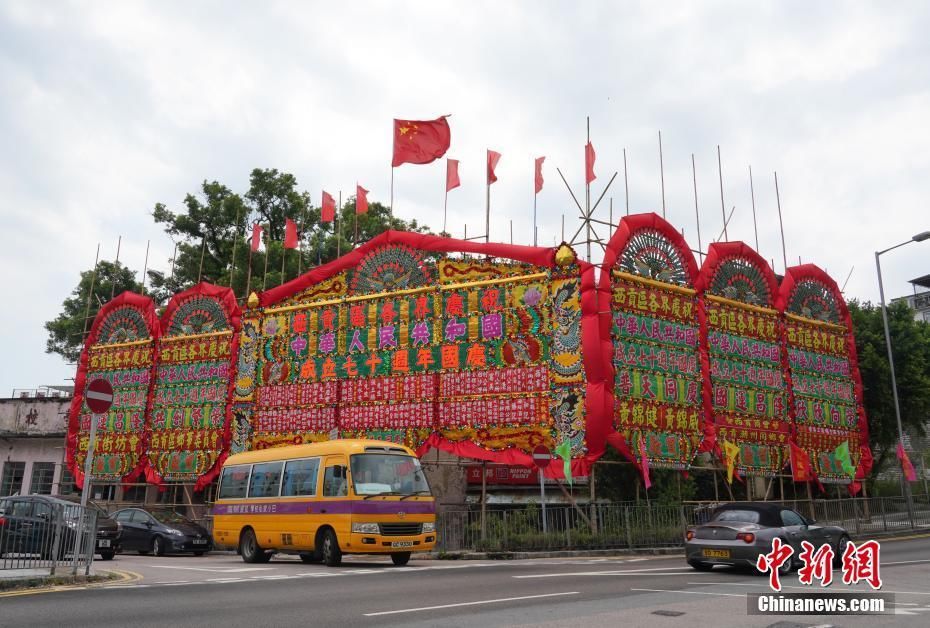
[319,528,342,567]
[239,528,272,564]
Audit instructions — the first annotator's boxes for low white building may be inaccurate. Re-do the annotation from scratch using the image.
[0,386,73,497]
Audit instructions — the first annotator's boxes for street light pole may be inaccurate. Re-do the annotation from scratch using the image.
[875,230,930,523]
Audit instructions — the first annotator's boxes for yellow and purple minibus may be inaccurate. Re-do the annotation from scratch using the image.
[212,439,436,566]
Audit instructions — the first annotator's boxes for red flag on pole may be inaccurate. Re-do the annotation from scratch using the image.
[321,191,336,223]
[585,141,596,184]
[284,219,298,249]
[897,442,918,482]
[487,150,501,184]
[446,159,460,192]
[392,116,451,167]
[250,224,263,252]
[535,156,545,194]
[356,185,369,214]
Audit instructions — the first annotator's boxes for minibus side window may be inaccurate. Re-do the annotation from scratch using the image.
[282,458,320,497]
[249,462,284,498]
[322,465,347,497]
[218,465,251,499]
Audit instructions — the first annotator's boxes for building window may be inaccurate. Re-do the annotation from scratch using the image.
[59,465,77,495]
[30,462,56,495]
[1,462,26,497]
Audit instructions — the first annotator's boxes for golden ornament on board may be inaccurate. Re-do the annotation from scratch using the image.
[247,292,259,308]
[555,244,575,267]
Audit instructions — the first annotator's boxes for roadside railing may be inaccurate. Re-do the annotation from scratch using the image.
[435,495,930,553]
[0,501,97,576]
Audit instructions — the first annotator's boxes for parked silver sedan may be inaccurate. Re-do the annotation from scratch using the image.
[685,502,850,574]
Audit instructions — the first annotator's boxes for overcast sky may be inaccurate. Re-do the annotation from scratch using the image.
[2,0,929,396]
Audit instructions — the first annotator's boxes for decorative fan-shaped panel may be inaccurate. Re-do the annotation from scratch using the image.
[97,305,152,344]
[786,278,841,324]
[349,244,434,295]
[617,228,692,286]
[166,295,231,336]
[707,256,772,306]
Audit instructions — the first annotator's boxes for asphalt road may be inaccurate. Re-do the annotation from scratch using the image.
[2,536,929,628]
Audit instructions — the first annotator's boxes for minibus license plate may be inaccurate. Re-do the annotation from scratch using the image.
[98,540,111,548]
[391,541,414,548]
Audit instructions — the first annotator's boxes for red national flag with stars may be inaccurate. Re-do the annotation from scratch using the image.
[356,185,369,214]
[446,159,460,192]
[789,441,813,482]
[535,156,545,194]
[250,223,263,252]
[284,219,298,249]
[487,150,501,185]
[392,116,451,167]
[585,141,596,184]
[321,191,336,223]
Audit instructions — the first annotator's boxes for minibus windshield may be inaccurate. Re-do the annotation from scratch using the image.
[350,454,431,496]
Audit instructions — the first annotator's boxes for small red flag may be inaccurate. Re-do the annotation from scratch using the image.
[284,219,298,249]
[250,223,263,252]
[897,442,918,482]
[585,141,596,184]
[446,159,460,192]
[487,150,501,185]
[356,185,369,214]
[789,441,813,482]
[392,116,451,167]
[321,191,336,223]
[535,156,545,194]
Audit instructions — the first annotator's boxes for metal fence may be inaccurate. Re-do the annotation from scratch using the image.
[0,500,98,576]
[435,495,930,553]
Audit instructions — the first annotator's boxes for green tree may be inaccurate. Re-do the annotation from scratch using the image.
[44,261,144,363]
[848,299,930,482]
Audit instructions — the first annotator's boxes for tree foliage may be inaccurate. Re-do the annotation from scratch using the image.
[46,167,433,361]
[44,261,144,363]
[847,299,930,479]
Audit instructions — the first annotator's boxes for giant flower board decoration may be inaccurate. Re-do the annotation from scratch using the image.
[600,213,711,471]
[66,292,159,485]
[244,230,606,476]
[145,283,241,490]
[695,242,789,477]
[776,265,871,484]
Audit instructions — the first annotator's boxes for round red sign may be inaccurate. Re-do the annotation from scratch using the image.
[85,378,114,414]
[532,445,551,469]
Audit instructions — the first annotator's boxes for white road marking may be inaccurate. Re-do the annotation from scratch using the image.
[363,591,580,616]
[690,581,930,596]
[883,559,930,566]
[514,566,708,578]
[148,566,272,573]
[632,588,744,598]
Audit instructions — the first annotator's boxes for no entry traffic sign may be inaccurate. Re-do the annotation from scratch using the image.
[532,445,551,469]
[85,378,114,414]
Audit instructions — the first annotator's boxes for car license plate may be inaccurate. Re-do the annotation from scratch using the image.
[702,548,730,559]
[391,541,413,548]
[193,539,208,545]
[98,539,111,548]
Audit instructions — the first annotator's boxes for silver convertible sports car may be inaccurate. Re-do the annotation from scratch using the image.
[685,502,850,574]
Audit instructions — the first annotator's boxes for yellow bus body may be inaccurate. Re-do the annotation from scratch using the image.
[212,439,436,565]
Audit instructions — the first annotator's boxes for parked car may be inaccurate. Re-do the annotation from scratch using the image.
[0,495,116,560]
[52,495,121,560]
[111,507,212,556]
[684,502,850,573]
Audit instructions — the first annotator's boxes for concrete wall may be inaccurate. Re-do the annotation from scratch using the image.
[0,396,71,497]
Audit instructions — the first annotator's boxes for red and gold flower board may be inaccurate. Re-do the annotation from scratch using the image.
[240,231,606,476]
[776,265,871,484]
[600,213,710,471]
[145,283,241,490]
[66,292,159,485]
[695,242,789,477]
